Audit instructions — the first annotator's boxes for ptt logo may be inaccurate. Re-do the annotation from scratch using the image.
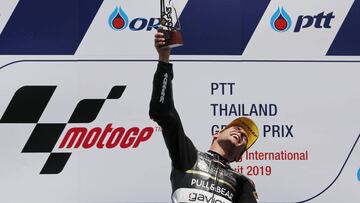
[108,6,159,31]
[270,7,292,32]
[0,85,154,174]
[270,7,335,32]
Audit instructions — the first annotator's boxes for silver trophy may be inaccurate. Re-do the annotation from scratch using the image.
[160,0,183,48]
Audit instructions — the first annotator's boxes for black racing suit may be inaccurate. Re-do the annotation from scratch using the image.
[149,61,258,203]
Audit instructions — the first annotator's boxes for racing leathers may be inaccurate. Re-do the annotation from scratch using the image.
[149,61,258,203]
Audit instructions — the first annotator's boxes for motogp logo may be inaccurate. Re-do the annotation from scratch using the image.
[0,85,154,174]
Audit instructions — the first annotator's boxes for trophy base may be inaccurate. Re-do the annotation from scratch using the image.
[161,30,184,48]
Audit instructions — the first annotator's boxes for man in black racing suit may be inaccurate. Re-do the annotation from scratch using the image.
[149,31,259,203]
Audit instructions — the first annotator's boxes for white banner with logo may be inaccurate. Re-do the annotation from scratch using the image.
[0,61,359,203]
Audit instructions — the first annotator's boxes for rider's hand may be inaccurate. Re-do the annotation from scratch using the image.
[154,31,171,63]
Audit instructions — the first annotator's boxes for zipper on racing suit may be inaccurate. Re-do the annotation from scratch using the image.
[209,152,226,203]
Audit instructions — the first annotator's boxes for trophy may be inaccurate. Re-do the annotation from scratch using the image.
[160,0,183,48]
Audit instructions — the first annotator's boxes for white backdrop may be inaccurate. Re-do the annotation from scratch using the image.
[0,61,359,203]
[0,0,359,203]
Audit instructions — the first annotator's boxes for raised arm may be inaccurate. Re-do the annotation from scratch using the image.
[149,31,197,171]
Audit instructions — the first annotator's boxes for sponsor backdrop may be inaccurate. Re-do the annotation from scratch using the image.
[0,0,359,203]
